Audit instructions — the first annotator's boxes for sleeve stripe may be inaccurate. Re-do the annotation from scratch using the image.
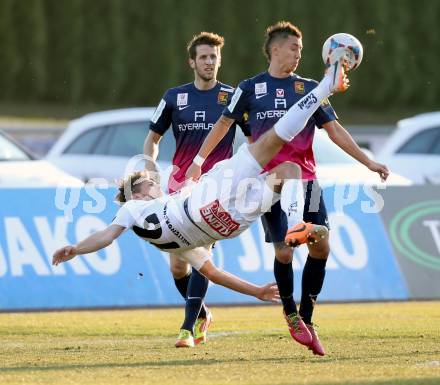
[227,87,243,113]
[151,99,166,124]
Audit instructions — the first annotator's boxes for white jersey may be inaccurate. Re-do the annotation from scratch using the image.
[112,144,279,253]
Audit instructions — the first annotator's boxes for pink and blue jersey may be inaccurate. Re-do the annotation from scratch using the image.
[150,82,248,192]
[223,72,337,180]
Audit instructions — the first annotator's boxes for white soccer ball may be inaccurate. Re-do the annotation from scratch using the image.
[322,33,363,70]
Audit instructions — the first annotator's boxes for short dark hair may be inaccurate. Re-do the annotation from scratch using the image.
[187,31,225,59]
[115,171,148,203]
[263,21,302,61]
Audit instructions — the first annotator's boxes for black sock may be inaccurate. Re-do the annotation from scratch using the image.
[181,268,209,332]
[174,272,191,300]
[299,256,327,325]
[274,258,297,316]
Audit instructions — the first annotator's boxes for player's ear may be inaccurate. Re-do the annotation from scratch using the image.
[217,54,222,68]
[188,58,195,69]
[271,43,279,58]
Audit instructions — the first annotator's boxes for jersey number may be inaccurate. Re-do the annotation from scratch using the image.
[133,214,180,250]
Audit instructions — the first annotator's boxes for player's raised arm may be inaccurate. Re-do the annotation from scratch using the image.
[52,224,125,266]
[322,120,389,182]
[143,131,163,184]
[185,115,235,181]
[198,260,280,302]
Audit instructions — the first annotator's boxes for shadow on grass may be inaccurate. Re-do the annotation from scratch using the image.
[1,350,439,373]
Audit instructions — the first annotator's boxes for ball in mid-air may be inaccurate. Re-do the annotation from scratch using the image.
[322,33,363,70]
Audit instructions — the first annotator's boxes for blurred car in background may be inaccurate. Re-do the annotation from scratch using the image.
[46,108,411,188]
[377,112,440,184]
[313,130,411,186]
[46,108,169,186]
[0,130,83,187]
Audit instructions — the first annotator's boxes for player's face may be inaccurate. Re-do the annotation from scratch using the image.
[190,44,221,82]
[137,179,163,200]
[274,35,303,73]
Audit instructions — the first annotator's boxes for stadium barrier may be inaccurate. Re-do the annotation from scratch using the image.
[0,186,438,310]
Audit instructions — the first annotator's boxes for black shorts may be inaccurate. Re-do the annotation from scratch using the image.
[261,180,330,243]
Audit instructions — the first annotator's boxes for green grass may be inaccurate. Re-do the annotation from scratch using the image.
[0,302,439,385]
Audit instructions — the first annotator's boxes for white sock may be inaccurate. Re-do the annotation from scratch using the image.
[274,77,332,142]
[280,179,305,228]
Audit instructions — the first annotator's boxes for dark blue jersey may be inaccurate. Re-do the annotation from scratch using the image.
[150,82,249,191]
[224,72,337,179]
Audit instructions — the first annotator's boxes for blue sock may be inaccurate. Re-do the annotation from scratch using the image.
[274,258,297,316]
[174,273,190,299]
[181,268,209,332]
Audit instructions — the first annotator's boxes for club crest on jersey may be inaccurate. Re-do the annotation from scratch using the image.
[200,199,240,237]
[255,82,267,96]
[217,91,229,105]
[276,89,284,98]
[294,81,305,94]
[177,93,188,106]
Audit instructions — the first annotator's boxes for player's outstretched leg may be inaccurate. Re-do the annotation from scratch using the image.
[248,54,350,170]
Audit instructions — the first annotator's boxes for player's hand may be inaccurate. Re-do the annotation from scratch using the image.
[257,282,280,303]
[185,162,202,182]
[52,246,78,266]
[368,161,390,182]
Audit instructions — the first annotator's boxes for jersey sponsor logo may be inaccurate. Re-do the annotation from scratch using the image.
[294,81,305,94]
[274,99,287,109]
[227,87,243,112]
[178,123,213,131]
[200,199,240,237]
[256,110,286,120]
[151,99,166,124]
[194,111,205,121]
[298,92,318,110]
[177,93,188,106]
[276,88,284,98]
[178,105,190,111]
[217,91,229,105]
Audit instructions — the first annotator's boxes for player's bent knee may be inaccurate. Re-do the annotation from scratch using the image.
[169,256,190,279]
[274,245,293,264]
[308,238,330,259]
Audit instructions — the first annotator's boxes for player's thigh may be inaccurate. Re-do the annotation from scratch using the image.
[169,252,191,278]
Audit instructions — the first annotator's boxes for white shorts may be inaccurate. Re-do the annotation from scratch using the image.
[186,144,279,241]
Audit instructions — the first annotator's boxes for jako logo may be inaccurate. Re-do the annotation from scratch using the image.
[298,93,317,110]
[389,200,440,270]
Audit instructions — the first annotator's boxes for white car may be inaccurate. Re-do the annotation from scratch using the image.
[377,112,440,184]
[0,130,83,187]
[46,108,168,185]
[46,108,411,187]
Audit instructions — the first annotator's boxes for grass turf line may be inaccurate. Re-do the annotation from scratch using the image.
[0,302,439,385]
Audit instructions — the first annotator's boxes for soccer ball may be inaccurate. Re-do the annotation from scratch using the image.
[322,33,363,70]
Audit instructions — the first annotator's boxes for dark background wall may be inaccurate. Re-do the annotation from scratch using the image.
[0,0,437,114]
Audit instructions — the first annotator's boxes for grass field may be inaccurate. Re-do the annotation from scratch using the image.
[0,302,439,385]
